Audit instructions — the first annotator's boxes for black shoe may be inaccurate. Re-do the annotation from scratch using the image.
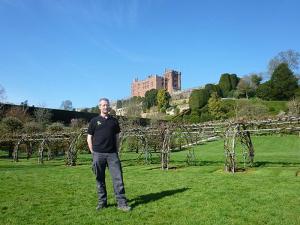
[117,205,131,212]
[96,203,107,211]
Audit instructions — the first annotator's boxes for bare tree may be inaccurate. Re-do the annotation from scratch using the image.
[34,107,52,125]
[0,84,6,103]
[60,100,73,110]
[237,74,260,99]
[268,49,300,75]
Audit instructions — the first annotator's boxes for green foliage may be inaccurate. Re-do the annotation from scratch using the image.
[47,122,65,133]
[157,89,171,112]
[121,136,140,152]
[256,81,272,100]
[90,105,99,113]
[1,116,23,133]
[208,92,224,119]
[116,100,122,109]
[229,74,239,90]
[270,63,298,100]
[75,135,89,153]
[262,100,288,115]
[250,74,262,86]
[218,73,231,97]
[295,88,300,98]
[189,111,201,123]
[218,73,239,97]
[143,89,158,110]
[204,84,222,97]
[189,89,209,111]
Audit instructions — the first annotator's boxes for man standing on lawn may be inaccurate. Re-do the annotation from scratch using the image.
[87,98,131,212]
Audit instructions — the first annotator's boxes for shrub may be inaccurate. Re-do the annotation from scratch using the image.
[47,122,65,133]
[1,116,23,133]
[23,121,44,133]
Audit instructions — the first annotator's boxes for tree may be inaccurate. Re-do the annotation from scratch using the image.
[204,84,222,97]
[34,108,52,125]
[143,89,158,110]
[208,92,224,119]
[270,63,298,100]
[0,84,6,102]
[60,100,73,110]
[236,75,258,99]
[47,122,65,133]
[5,106,31,122]
[2,116,23,133]
[250,73,262,87]
[229,74,239,90]
[218,74,231,97]
[116,100,122,109]
[268,49,300,75]
[256,81,272,100]
[237,78,251,99]
[189,89,209,112]
[157,89,171,112]
[218,73,239,97]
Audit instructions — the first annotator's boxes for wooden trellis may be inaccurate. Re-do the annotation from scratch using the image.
[1,131,83,166]
[1,116,299,172]
[224,123,254,173]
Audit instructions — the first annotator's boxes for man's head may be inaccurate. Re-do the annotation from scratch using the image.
[98,98,110,116]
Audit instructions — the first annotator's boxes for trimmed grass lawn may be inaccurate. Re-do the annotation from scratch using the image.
[0,135,299,225]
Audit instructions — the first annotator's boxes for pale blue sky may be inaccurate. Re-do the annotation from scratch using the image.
[0,0,299,108]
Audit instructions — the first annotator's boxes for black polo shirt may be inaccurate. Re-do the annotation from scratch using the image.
[87,115,121,153]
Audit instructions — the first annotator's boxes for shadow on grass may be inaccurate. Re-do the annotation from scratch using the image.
[254,161,300,167]
[128,187,190,209]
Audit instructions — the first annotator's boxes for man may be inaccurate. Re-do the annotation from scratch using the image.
[87,98,131,212]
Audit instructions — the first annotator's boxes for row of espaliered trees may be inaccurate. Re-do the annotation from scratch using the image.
[2,108,299,173]
[0,106,89,164]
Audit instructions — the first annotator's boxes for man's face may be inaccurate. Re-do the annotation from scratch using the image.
[99,100,110,115]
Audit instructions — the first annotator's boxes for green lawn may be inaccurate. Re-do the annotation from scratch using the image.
[0,135,300,225]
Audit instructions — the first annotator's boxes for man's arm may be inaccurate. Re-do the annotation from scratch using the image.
[87,134,94,153]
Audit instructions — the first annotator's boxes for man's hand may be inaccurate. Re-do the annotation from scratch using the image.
[87,134,94,154]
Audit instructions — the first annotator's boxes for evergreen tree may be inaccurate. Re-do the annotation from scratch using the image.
[270,63,298,100]
[256,81,272,100]
[218,73,231,97]
[189,89,209,112]
[143,89,158,110]
[229,74,239,90]
[204,84,222,97]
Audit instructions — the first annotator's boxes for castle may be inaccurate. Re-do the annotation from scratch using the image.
[131,69,181,97]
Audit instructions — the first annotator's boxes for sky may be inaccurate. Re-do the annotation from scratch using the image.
[0,0,300,109]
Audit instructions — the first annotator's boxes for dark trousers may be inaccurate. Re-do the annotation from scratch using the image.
[92,152,127,206]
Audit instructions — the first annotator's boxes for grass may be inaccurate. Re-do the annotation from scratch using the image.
[0,135,300,225]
